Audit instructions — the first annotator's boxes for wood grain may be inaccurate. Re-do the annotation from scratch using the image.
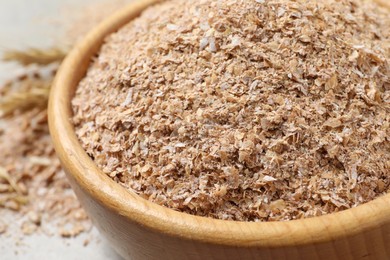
[48,0,390,259]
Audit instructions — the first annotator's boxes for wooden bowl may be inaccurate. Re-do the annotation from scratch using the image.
[48,0,390,259]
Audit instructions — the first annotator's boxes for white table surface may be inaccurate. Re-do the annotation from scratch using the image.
[0,0,124,259]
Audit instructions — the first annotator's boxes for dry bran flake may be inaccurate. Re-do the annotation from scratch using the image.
[72,0,390,221]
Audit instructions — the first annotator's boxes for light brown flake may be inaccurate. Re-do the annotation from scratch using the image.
[72,0,390,222]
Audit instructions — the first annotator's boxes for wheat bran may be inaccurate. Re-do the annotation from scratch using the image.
[73,0,390,221]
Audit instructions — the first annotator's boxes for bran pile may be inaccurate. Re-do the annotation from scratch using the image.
[73,0,390,221]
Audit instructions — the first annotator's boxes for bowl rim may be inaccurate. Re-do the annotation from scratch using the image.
[48,0,390,248]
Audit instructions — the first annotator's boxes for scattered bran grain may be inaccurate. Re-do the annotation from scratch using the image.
[0,0,133,239]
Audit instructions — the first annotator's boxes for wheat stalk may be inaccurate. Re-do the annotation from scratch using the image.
[2,48,67,66]
[0,80,51,117]
[0,167,22,195]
